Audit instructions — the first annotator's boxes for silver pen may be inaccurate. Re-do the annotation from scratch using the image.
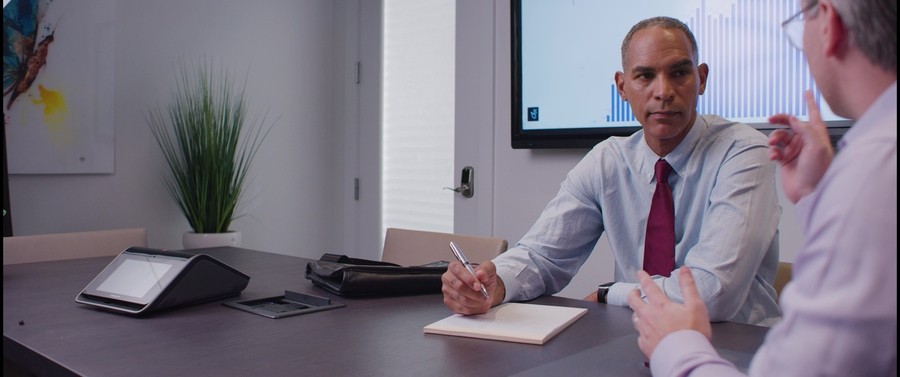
[449,241,490,299]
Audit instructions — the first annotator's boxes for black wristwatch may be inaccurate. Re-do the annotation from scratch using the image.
[597,282,615,303]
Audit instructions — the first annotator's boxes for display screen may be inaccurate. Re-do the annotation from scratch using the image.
[512,0,851,149]
[96,259,174,298]
[82,252,187,305]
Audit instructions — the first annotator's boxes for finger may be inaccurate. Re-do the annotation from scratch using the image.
[767,128,791,147]
[784,115,805,135]
[636,270,666,303]
[450,262,475,285]
[804,90,822,126]
[448,263,480,298]
[627,286,645,312]
[676,267,703,307]
[444,276,467,302]
[802,91,833,148]
[767,113,792,126]
[474,261,495,290]
[767,130,792,161]
[778,129,804,162]
[443,283,472,314]
[636,335,652,359]
[771,111,806,136]
[767,148,782,162]
[449,286,485,311]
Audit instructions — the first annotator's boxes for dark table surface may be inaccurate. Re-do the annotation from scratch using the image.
[3,246,767,376]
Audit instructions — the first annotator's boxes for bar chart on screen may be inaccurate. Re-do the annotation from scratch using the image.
[517,0,849,136]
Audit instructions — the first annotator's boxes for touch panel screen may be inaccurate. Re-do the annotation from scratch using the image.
[96,259,174,298]
[80,250,187,306]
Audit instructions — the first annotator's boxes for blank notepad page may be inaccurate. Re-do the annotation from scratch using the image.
[423,302,588,345]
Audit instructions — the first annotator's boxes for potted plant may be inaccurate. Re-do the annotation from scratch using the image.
[147,59,274,249]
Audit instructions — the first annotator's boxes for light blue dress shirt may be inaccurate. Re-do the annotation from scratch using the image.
[494,114,782,325]
[650,83,898,376]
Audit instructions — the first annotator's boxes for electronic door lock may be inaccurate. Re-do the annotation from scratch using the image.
[443,166,474,198]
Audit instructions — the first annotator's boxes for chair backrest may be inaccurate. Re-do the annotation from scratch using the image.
[3,228,148,265]
[774,261,793,300]
[381,227,508,267]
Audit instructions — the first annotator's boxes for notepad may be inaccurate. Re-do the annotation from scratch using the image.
[423,302,588,345]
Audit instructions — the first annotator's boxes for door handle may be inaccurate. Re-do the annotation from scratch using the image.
[444,166,474,198]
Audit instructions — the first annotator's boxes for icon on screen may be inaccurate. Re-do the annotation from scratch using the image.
[527,107,539,121]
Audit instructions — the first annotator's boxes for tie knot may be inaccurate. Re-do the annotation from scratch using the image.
[655,159,672,181]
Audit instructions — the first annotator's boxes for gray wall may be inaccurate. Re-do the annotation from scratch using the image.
[6,0,800,299]
[7,0,347,259]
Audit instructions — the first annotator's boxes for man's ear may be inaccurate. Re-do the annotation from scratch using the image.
[614,71,627,101]
[697,63,709,95]
[820,1,849,57]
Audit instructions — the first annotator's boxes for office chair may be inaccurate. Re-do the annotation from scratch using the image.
[2,228,147,265]
[381,227,508,267]
[774,261,793,300]
[3,227,148,376]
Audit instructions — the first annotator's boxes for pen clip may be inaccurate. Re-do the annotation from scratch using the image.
[449,242,468,264]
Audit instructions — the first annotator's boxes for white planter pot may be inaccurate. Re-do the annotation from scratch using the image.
[183,231,241,250]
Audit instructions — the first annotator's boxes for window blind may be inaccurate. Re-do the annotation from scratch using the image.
[381,0,455,235]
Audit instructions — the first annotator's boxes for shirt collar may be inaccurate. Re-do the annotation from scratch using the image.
[641,115,709,183]
[837,81,897,150]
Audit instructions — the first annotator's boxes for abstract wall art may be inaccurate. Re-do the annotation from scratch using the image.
[3,0,115,174]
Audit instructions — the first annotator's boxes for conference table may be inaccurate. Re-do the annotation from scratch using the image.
[3,247,767,376]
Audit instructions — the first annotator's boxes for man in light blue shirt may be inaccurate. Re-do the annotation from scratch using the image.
[441,17,782,326]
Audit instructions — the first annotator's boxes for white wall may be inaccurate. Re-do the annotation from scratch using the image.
[7,0,348,259]
[480,0,802,299]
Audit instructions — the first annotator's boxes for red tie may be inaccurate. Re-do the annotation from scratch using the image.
[644,159,675,277]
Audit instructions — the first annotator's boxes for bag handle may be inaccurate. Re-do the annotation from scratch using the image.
[319,253,401,267]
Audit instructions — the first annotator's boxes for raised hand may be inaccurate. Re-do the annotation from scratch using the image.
[767,90,835,203]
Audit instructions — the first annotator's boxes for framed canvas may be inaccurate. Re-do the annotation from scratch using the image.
[3,0,115,174]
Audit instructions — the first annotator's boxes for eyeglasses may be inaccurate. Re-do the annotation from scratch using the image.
[781,0,820,50]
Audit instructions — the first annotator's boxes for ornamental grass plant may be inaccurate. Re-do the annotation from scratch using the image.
[147,60,273,234]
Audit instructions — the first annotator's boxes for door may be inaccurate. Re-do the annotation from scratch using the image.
[352,0,497,260]
[453,0,497,236]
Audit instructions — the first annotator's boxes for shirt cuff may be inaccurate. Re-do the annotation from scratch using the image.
[651,330,737,377]
[605,282,639,306]
[495,267,520,303]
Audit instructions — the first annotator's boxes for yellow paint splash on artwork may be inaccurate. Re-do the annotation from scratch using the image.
[31,84,74,147]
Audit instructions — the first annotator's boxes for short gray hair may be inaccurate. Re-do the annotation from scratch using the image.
[620,16,699,69]
[830,0,896,73]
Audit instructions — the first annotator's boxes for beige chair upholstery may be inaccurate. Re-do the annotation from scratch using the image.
[381,227,508,267]
[3,228,147,265]
[774,261,793,300]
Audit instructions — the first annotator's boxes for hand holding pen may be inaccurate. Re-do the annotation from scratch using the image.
[449,242,490,299]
